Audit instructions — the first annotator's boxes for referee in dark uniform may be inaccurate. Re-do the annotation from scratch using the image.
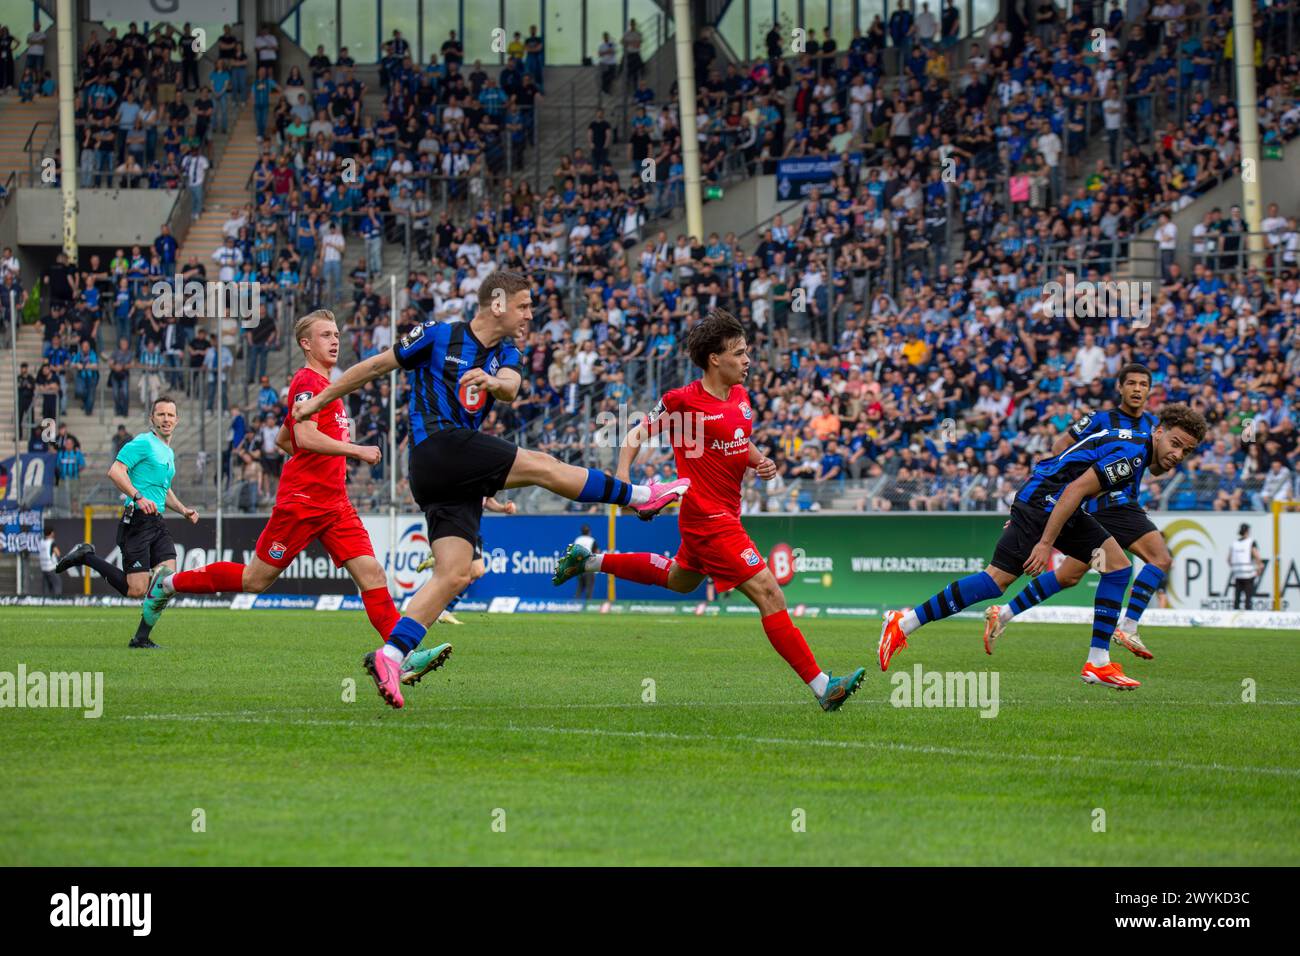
[54,396,198,646]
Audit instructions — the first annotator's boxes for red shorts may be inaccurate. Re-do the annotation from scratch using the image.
[674,519,767,593]
[255,497,375,569]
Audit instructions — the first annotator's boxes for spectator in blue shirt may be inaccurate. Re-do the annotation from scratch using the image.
[211,59,232,134]
[73,340,100,414]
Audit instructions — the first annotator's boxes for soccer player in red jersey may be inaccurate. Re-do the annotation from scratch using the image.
[135,311,443,671]
[552,309,867,711]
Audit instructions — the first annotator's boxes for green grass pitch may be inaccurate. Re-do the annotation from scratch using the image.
[2,608,1298,866]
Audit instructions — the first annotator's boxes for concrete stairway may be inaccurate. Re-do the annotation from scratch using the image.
[171,103,262,284]
[0,96,60,189]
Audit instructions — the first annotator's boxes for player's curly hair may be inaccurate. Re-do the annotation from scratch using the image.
[685,309,746,370]
[1158,403,1207,444]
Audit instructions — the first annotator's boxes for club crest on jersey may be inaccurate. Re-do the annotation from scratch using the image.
[741,548,761,567]
[739,401,752,420]
[269,541,287,560]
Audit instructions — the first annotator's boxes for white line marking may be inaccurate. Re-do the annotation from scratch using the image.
[117,710,1300,778]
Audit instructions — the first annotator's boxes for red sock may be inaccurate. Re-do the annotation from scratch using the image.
[171,562,246,594]
[761,610,822,683]
[361,587,401,638]
[599,552,671,588]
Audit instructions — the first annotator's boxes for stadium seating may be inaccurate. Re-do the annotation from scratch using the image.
[4,4,1298,519]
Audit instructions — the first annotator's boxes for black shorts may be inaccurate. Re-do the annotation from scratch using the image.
[409,429,519,546]
[1094,501,1160,551]
[990,502,1112,576]
[116,512,177,574]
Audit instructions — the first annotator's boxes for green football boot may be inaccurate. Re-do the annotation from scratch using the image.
[818,667,867,712]
[552,542,591,586]
[140,565,174,629]
[400,642,453,686]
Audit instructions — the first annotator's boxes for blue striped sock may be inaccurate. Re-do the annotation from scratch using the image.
[915,571,1002,626]
[1006,570,1063,618]
[1093,568,1132,650]
[577,469,634,505]
[1123,564,1166,627]
[386,616,427,655]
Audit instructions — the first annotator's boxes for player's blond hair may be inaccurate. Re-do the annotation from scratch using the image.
[294,309,336,352]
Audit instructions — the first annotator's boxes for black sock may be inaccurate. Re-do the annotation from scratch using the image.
[132,618,153,642]
[82,554,130,596]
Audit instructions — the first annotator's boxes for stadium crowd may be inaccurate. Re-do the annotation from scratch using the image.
[7,1,1300,515]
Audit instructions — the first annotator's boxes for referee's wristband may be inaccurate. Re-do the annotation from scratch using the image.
[131,493,142,502]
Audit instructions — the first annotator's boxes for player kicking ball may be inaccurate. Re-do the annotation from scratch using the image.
[877,404,1206,690]
[983,363,1170,659]
[550,309,867,711]
[136,311,451,680]
[292,271,689,709]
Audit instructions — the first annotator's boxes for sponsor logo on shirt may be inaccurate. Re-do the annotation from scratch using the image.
[398,323,424,351]
[1102,458,1135,485]
[709,435,751,455]
[294,391,313,404]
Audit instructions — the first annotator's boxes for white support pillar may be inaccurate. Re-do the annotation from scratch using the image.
[1232,0,1264,266]
[57,0,77,262]
[672,0,703,241]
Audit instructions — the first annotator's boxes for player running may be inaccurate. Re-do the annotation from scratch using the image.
[982,363,1172,659]
[136,310,451,680]
[291,270,689,709]
[53,396,199,648]
[877,404,1206,690]
[550,309,867,711]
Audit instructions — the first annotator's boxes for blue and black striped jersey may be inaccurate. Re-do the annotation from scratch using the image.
[1017,429,1153,514]
[394,320,523,443]
[1065,407,1157,511]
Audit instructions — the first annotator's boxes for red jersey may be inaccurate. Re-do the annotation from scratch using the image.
[647,380,753,526]
[278,366,350,507]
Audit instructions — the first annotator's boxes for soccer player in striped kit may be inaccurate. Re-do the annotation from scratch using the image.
[983,364,1173,658]
[293,271,689,709]
[878,404,1206,690]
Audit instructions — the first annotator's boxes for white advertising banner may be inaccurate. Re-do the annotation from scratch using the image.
[1151,512,1298,611]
